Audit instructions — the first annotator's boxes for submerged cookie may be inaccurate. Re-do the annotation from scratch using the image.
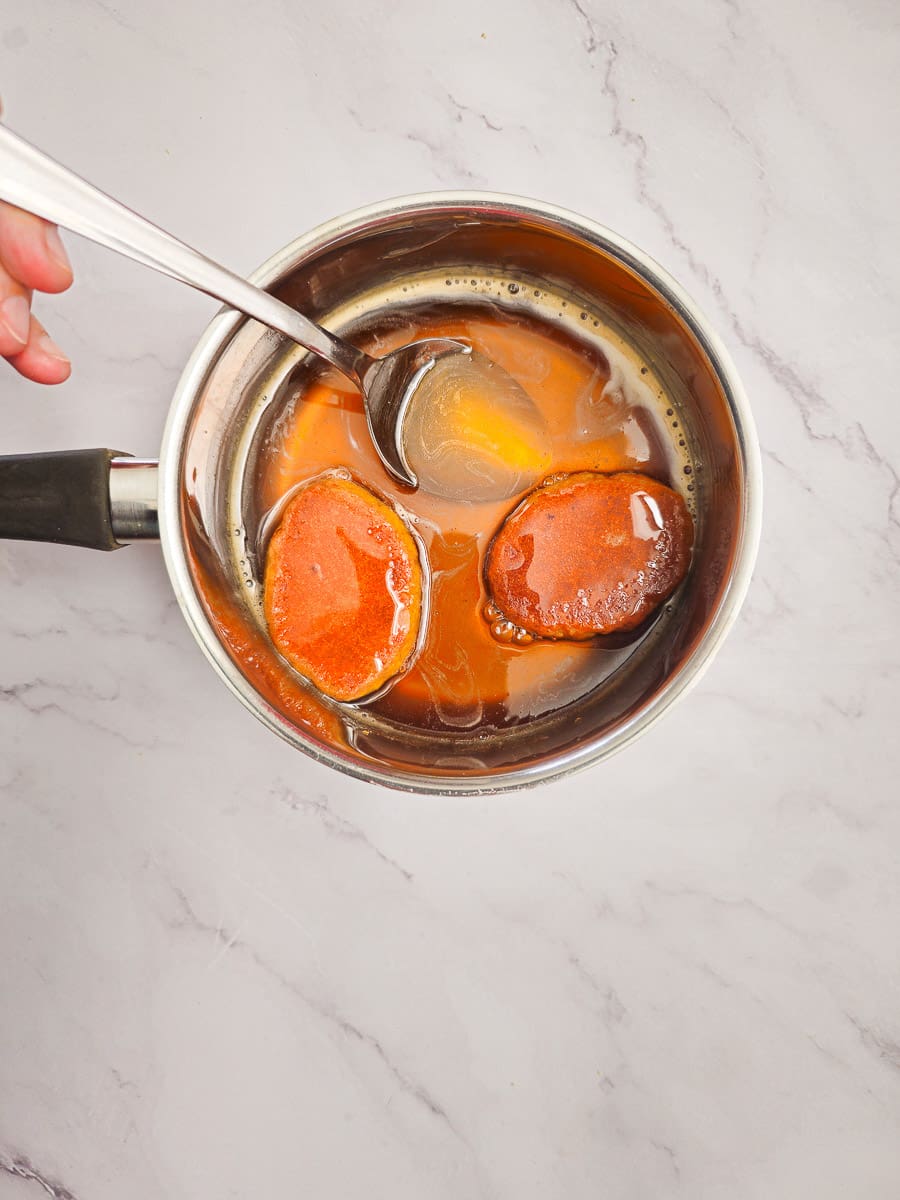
[485,471,693,639]
[264,475,423,701]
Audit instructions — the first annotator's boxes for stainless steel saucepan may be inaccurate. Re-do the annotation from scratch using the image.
[0,195,762,793]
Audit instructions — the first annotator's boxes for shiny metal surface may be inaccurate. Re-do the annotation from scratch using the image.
[361,336,471,486]
[0,125,473,489]
[158,193,763,794]
[108,458,160,542]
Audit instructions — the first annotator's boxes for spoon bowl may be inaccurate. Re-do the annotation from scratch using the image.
[358,336,474,487]
[399,346,552,501]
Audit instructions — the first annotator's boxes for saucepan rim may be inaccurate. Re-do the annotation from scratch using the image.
[157,191,763,795]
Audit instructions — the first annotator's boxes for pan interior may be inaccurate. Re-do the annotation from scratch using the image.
[175,204,746,787]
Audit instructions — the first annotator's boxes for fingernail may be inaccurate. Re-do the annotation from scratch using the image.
[44,224,72,274]
[0,294,30,345]
[37,332,70,364]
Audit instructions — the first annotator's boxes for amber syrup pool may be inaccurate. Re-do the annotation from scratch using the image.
[248,280,697,734]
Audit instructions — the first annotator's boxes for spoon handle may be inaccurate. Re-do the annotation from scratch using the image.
[0,124,372,385]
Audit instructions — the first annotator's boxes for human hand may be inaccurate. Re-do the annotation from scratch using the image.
[0,199,72,384]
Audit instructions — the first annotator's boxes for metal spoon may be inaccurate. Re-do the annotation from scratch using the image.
[0,123,472,488]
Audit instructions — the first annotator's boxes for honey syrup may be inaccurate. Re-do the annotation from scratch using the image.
[248,277,696,734]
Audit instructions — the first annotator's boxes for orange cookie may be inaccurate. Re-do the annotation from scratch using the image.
[264,475,424,701]
[485,471,693,639]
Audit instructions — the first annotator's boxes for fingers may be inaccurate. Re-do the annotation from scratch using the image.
[0,261,32,358]
[0,201,73,295]
[0,102,74,382]
[0,259,69,381]
[0,203,73,381]
[6,310,71,385]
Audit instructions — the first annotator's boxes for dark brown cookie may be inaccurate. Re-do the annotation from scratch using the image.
[485,471,693,639]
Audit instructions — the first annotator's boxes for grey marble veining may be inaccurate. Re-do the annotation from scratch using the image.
[1,1,899,1196]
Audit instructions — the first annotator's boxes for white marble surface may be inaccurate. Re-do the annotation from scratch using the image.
[1,0,899,1195]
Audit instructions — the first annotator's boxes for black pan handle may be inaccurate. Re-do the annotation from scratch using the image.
[0,448,125,551]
